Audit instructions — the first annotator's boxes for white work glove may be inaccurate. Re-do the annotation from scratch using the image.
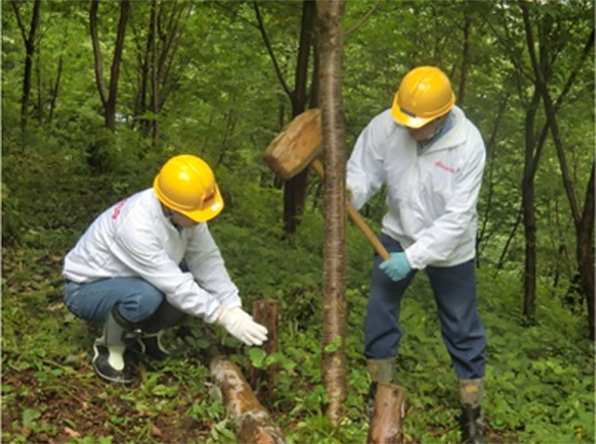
[216,307,268,346]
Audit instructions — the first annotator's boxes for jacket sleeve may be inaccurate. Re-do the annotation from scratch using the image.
[405,137,486,269]
[346,113,388,210]
[184,224,242,311]
[111,224,224,323]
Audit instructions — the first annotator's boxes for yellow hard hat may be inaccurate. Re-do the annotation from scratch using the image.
[153,154,224,222]
[391,66,455,129]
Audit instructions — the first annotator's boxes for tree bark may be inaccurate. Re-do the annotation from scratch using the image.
[12,0,41,130]
[457,9,471,107]
[283,0,317,234]
[250,300,279,405]
[577,164,595,339]
[368,382,407,444]
[207,347,286,443]
[317,0,347,427]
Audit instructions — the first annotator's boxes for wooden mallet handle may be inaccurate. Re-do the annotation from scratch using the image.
[310,159,391,261]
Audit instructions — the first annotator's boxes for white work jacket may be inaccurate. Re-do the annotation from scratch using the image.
[347,106,486,269]
[62,189,241,323]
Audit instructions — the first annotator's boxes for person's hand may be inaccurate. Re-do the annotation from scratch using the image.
[379,252,412,282]
[216,307,268,346]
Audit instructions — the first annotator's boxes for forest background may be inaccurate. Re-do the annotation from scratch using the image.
[1,1,594,443]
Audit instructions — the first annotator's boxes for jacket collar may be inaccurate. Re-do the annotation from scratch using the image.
[423,106,467,154]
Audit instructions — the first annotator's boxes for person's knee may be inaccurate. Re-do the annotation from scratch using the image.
[119,281,164,322]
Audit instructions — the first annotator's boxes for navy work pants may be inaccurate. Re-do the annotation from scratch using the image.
[364,233,486,380]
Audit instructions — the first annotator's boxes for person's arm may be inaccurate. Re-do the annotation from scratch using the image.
[405,138,486,269]
[346,113,389,210]
[184,223,241,310]
[111,225,224,323]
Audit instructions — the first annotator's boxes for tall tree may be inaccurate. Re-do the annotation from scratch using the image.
[254,0,317,234]
[130,0,191,148]
[11,0,41,129]
[317,0,347,427]
[521,2,595,336]
[89,0,130,132]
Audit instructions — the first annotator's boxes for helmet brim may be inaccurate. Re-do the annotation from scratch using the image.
[180,185,225,223]
[390,106,433,129]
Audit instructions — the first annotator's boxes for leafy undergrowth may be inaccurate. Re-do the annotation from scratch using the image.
[2,222,594,443]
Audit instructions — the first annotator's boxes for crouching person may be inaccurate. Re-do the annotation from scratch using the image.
[62,154,268,383]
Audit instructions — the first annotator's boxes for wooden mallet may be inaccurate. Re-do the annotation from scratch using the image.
[264,108,390,260]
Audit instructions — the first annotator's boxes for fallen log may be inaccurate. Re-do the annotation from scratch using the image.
[182,323,286,444]
[367,382,407,444]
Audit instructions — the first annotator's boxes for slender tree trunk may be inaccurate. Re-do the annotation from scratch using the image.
[457,9,471,107]
[283,0,317,234]
[89,0,130,132]
[521,90,541,321]
[150,0,159,146]
[12,0,41,130]
[521,4,595,337]
[577,164,595,339]
[317,0,347,427]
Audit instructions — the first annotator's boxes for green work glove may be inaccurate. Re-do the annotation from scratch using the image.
[379,252,412,282]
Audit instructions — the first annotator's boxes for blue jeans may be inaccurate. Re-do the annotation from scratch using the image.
[364,233,486,379]
[64,276,185,331]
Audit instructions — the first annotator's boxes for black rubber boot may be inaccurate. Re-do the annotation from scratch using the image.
[92,305,140,384]
[459,378,486,444]
[460,405,486,444]
[127,299,185,361]
[129,331,170,361]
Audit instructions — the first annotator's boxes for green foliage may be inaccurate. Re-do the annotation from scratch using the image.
[1,0,594,442]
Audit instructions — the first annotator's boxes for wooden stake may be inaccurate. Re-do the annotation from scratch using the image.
[367,382,407,444]
[250,300,279,403]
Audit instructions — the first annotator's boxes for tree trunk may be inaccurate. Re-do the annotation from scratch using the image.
[457,9,471,107]
[283,0,317,234]
[521,89,541,321]
[521,4,595,337]
[317,0,347,427]
[89,0,130,132]
[577,164,595,339]
[12,0,41,130]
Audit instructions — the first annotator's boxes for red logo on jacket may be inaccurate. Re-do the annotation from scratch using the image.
[111,198,129,219]
[435,160,455,173]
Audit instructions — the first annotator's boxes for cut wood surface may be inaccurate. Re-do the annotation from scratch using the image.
[263,108,322,181]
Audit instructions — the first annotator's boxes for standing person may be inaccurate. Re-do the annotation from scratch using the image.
[63,154,268,384]
[347,66,487,443]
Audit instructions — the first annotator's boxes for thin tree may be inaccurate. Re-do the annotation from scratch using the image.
[521,2,595,337]
[317,0,347,427]
[89,0,130,132]
[253,0,317,234]
[12,0,42,130]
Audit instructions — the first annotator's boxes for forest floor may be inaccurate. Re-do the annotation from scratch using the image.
[2,238,593,443]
